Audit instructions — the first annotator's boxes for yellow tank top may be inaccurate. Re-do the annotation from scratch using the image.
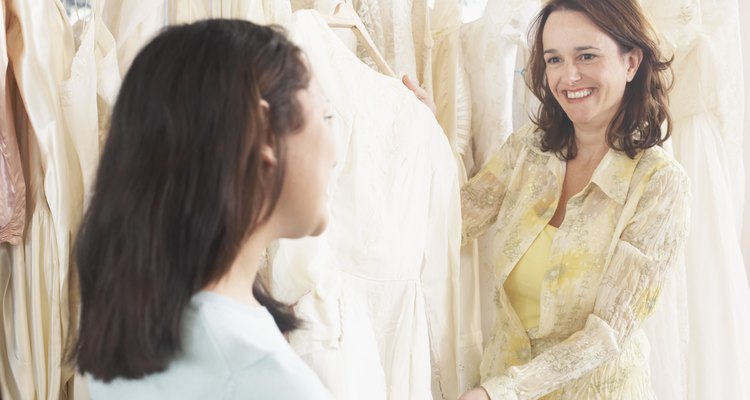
[504,224,557,331]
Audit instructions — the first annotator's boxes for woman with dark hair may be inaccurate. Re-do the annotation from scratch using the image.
[71,19,335,399]
[438,0,690,398]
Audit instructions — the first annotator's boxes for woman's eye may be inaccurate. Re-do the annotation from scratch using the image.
[546,56,561,64]
[580,54,597,61]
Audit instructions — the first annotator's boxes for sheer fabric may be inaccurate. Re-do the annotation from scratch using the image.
[463,124,690,399]
[641,1,750,399]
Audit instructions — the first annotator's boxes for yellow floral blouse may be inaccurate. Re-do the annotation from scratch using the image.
[462,124,690,399]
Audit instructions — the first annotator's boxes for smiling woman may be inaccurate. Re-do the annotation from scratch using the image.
[526,0,671,161]
[456,1,690,399]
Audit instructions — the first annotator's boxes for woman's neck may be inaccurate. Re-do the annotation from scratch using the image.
[203,231,270,308]
[573,126,609,165]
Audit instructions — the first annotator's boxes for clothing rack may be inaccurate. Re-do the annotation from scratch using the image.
[320,2,396,77]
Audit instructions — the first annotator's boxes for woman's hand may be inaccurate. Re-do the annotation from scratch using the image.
[401,75,436,115]
[458,387,491,400]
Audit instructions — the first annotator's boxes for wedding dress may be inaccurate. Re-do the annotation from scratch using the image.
[0,1,79,399]
[642,1,750,399]
[102,0,280,76]
[460,0,539,175]
[0,0,24,245]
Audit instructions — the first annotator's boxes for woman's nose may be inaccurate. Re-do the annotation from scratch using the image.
[565,62,581,85]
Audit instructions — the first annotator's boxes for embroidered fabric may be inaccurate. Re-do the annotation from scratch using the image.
[463,125,690,399]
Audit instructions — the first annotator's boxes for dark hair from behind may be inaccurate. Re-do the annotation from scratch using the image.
[526,0,673,160]
[71,19,310,382]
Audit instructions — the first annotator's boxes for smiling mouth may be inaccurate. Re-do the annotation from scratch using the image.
[565,88,593,100]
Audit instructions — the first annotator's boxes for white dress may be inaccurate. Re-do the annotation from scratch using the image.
[0,0,24,245]
[430,0,473,160]
[271,11,463,400]
[351,0,431,88]
[459,0,539,175]
[61,0,121,211]
[0,1,78,399]
[641,1,750,399]
[670,38,750,400]
[342,5,481,392]
[102,0,278,77]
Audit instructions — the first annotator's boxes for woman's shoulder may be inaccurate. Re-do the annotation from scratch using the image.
[187,292,283,360]
[507,122,544,149]
[635,145,689,186]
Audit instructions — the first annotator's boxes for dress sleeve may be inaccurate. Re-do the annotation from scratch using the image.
[461,129,524,245]
[481,163,691,400]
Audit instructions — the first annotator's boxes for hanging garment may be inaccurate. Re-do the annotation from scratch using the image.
[102,0,272,77]
[459,0,539,175]
[428,1,483,394]
[261,0,292,26]
[270,10,463,400]
[430,0,472,158]
[740,0,750,286]
[339,5,480,392]
[1,1,79,399]
[696,0,745,228]
[61,0,121,210]
[672,78,750,400]
[349,0,472,167]
[288,0,361,53]
[462,124,690,399]
[351,0,431,89]
[58,1,122,397]
[641,1,750,399]
[0,0,24,245]
[670,32,750,400]
[103,0,168,76]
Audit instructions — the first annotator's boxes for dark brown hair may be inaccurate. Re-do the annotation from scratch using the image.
[72,20,310,381]
[526,0,673,159]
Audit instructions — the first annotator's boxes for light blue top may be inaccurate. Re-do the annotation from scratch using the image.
[88,291,333,400]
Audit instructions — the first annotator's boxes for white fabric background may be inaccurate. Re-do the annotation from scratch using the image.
[740,0,750,282]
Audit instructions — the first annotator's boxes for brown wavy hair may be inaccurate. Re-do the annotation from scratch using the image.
[71,20,309,381]
[526,0,673,159]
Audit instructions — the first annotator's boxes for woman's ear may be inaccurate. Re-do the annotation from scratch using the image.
[625,47,644,82]
[259,99,278,167]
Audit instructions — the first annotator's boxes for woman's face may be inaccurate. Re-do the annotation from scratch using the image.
[542,10,641,133]
[273,77,337,238]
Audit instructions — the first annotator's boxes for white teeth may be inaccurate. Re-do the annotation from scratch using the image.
[566,89,593,99]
